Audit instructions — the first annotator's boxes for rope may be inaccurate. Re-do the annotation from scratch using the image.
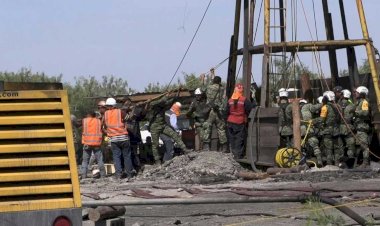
[225,197,379,226]
[166,0,213,89]
[300,119,313,147]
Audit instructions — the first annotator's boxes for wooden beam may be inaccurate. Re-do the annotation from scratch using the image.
[237,39,368,55]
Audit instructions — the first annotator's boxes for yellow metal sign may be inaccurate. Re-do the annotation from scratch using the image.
[0,90,81,212]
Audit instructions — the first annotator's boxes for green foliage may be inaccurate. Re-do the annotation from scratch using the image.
[359,59,370,74]
[0,67,62,82]
[66,75,134,117]
[339,59,371,77]
[305,199,346,226]
[270,58,319,94]
[183,72,204,90]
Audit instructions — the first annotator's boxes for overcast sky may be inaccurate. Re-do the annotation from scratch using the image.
[0,1,379,91]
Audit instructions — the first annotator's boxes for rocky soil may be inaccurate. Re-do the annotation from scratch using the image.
[138,151,243,184]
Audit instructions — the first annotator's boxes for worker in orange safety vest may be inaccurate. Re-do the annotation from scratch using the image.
[103,97,135,180]
[80,111,106,179]
[225,84,253,159]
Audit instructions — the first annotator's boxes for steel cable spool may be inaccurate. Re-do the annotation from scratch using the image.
[275,147,303,168]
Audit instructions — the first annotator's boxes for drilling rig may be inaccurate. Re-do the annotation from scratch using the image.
[226,0,380,169]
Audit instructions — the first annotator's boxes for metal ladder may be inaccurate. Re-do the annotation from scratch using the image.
[268,0,288,98]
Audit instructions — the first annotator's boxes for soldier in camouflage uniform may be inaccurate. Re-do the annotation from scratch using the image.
[147,94,191,165]
[354,86,371,167]
[278,88,293,146]
[300,99,323,166]
[186,88,208,151]
[332,86,345,166]
[318,91,337,165]
[202,75,228,152]
[340,90,356,162]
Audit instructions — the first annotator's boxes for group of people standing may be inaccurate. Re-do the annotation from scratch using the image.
[187,74,255,159]
[76,72,257,181]
[279,85,372,168]
[77,72,371,181]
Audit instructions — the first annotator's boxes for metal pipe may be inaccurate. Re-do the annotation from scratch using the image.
[356,0,380,113]
[264,0,270,46]
[243,0,251,98]
[83,196,307,207]
[226,0,242,98]
[260,0,270,107]
[83,196,368,225]
[246,0,255,97]
[322,0,339,87]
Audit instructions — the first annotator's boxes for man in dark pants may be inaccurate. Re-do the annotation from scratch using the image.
[123,98,145,172]
[80,111,106,179]
[186,88,208,151]
[225,84,252,159]
[103,97,135,180]
[147,94,191,165]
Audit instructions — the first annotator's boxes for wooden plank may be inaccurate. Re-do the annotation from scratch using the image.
[0,102,62,111]
[0,90,63,100]
[0,143,67,154]
[0,129,66,139]
[0,157,69,168]
[0,184,72,197]
[0,198,74,212]
[0,170,71,182]
[0,115,64,125]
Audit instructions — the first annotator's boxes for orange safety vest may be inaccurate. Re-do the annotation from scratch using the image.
[227,96,247,124]
[104,108,128,137]
[82,117,103,146]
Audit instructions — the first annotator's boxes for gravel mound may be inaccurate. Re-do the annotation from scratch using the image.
[139,151,243,184]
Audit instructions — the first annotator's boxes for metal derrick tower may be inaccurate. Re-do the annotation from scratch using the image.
[226,0,380,168]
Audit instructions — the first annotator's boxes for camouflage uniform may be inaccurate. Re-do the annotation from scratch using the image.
[332,100,344,165]
[147,96,187,163]
[202,83,227,147]
[187,95,209,150]
[318,102,336,165]
[300,103,322,164]
[354,98,371,165]
[340,99,356,158]
[278,101,293,146]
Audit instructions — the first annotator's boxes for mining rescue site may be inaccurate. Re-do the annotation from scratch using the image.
[1,1,380,226]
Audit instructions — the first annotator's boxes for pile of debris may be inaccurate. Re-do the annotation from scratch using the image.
[139,151,243,184]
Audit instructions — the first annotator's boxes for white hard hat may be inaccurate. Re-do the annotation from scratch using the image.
[194,88,202,95]
[174,102,182,107]
[323,91,335,102]
[105,97,117,106]
[317,96,323,104]
[356,86,369,95]
[279,88,288,98]
[299,99,307,104]
[70,114,77,122]
[97,100,106,107]
[342,89,351,99]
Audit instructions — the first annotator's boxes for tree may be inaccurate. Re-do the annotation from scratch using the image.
[358,59,370,74]
[67,75,134,117]
[0,67,62,82]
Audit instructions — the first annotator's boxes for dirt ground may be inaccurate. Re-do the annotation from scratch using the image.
[81,152,380,226]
